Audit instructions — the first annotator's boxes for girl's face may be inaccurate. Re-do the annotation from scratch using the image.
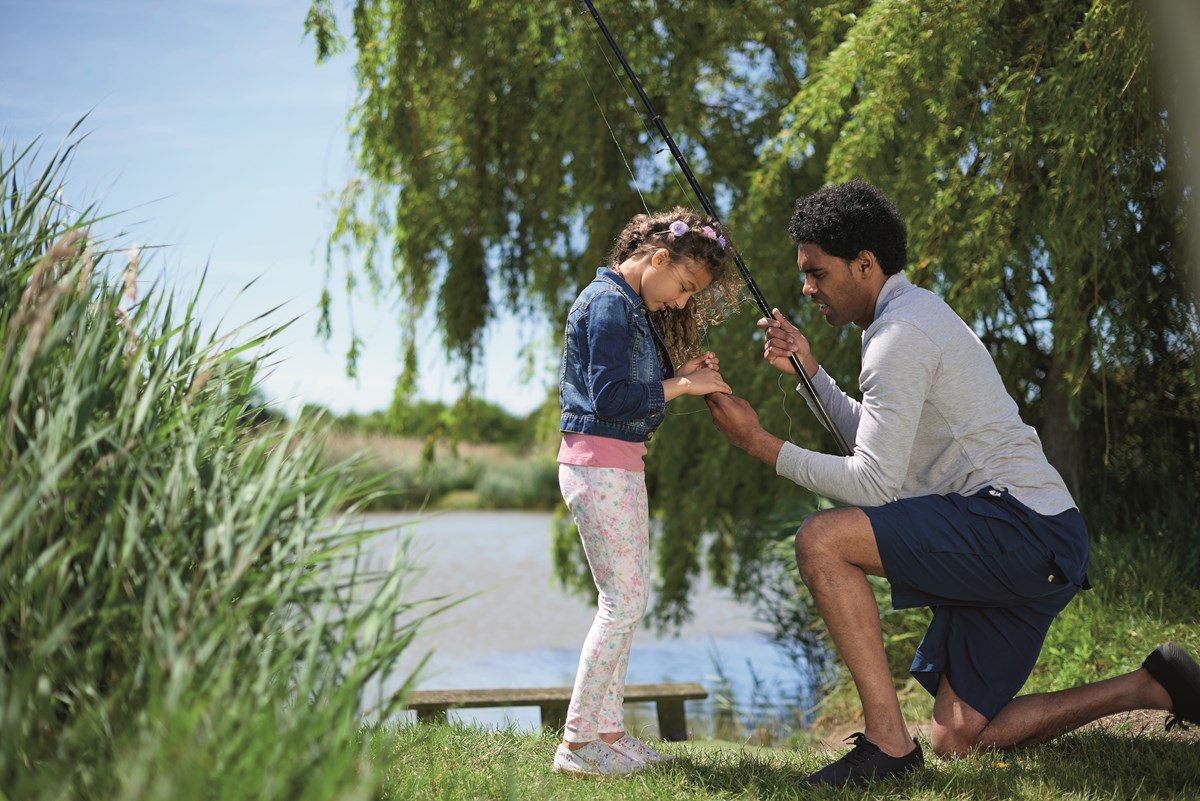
[639,252,713,312]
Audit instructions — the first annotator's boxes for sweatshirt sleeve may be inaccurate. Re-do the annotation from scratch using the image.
[775,320,938,505]
[797,366,861,446]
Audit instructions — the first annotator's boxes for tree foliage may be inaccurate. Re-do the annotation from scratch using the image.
[304,0,820,378]
[757,0,1195,495]
[331,395,538,448]
[307,1,1197,626]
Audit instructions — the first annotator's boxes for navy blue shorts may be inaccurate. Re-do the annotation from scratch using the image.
[864,487,1090,720]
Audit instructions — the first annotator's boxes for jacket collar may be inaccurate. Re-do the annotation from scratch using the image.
[596,266,646,310]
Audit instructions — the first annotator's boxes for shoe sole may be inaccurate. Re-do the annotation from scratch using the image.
[551,765,602,778]
[609,750,671,767]
[551,765,641,778]
[1143,641,1200,724]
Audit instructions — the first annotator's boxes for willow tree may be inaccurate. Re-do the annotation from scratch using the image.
[306,1,1196,625]
[753,0,1195,496]
[303,0,820,385]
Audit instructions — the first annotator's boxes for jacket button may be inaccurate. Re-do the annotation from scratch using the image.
[1047,574,1055,582]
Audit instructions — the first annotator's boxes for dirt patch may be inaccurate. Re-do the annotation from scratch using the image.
[1081,709,1200,742]
[811,710,1198,754]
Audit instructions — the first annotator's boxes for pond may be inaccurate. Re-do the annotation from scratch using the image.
[349,509,821,740]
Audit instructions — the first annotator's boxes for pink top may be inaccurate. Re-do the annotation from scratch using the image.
[557,433,647,472]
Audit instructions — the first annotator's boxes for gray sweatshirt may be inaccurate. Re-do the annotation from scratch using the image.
[776,272,1076,515]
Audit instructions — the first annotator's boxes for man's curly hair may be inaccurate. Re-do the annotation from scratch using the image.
[788,179,907,276]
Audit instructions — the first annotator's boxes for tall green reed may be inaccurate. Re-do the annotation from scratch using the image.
[1,135,440,799]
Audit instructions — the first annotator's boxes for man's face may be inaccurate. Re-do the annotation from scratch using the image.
[797,243,876,329]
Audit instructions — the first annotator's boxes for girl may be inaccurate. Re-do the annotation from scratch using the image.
[553,208,738,777]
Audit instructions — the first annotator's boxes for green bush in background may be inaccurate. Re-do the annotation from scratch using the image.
[0,136,438,799]
[475,457,560,510]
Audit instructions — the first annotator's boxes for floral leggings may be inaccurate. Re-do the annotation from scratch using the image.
[558,464,651,743]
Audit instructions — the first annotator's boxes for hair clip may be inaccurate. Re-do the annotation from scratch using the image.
[666,220,725,250]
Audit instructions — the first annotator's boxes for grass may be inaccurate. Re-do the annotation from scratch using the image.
[366,723,1200,801]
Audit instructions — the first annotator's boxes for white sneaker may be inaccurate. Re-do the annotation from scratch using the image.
[609,734,674,766]
[551,741,643,777]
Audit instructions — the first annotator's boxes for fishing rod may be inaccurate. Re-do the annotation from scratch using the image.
[579,0,852,456]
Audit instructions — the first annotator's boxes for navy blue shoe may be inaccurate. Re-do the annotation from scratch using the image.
[1143,642,1200,731]
[802,732,923,787]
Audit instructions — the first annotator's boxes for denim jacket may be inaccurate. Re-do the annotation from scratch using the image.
[559,267,675,442]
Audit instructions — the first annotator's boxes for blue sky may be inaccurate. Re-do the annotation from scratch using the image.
[0,0,552,416]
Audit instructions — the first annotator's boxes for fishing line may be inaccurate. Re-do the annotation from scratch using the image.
[570,9,694,212]
[576,0,853,456]
[569,41,649,214]
[574,5,791,430]
[667,404,713,416]
[572,2,740,417]
[777,373,796,441]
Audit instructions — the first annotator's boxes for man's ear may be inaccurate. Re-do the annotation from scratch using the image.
[857,250,879,273]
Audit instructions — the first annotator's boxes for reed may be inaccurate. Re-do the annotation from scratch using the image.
[1,136,438,799]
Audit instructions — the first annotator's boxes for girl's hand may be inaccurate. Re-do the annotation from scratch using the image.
[663,367,731,401]
[670,367,732,399]
[676,351,719,377]
[757,309,818,379]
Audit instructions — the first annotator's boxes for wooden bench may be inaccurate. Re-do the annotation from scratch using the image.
[403,681,708,741]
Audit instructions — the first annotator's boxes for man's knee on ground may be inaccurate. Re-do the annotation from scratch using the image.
[932,680,992,758]
[929,720,980,759]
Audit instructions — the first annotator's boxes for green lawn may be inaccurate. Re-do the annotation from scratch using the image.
[374,723,1200,800]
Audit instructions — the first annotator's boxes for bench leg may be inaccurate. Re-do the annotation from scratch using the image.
[540,701,568,734]
[415,706,449,724]
[656,700,688,742]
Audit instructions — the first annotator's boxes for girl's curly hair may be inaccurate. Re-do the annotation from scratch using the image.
[608,206,743,364]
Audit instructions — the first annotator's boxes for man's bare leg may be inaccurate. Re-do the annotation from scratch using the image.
[931,671,1172,757]
[795,507,916,757]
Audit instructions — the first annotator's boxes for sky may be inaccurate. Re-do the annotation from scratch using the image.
[0,0,553,417]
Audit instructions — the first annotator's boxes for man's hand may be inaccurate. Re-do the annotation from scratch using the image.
[758,309,818,379]
[704,392,785,467]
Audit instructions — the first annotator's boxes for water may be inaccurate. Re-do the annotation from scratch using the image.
[350,509,818,739]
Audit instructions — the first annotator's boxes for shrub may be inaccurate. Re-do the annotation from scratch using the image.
[475,456,559,509]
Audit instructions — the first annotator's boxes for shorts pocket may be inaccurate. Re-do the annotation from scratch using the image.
[949,493,1023,556]
[995,542,1077,604]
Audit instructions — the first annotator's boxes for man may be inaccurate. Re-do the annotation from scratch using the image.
[705,179,1200,787]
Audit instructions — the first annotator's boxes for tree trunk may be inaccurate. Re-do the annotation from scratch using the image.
[1040,360,1082,502]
